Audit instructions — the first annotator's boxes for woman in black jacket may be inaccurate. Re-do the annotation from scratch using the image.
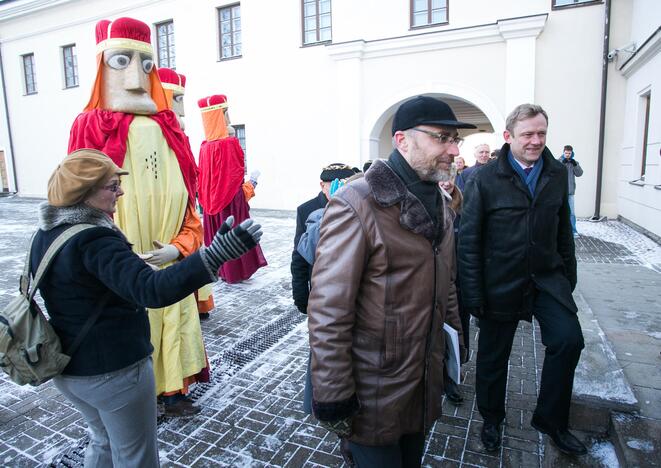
[32,149,262,468]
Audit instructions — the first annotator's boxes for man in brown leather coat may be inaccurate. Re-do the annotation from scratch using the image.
[308,96,471,467]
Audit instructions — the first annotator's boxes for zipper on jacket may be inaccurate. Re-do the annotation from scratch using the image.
[423,243,440,432]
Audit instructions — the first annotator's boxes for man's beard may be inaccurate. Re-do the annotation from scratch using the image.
[411,159,453,183]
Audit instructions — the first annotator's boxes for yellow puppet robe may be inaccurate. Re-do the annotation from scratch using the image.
[115,116,207,395]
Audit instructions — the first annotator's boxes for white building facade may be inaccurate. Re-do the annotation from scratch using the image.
[0,0,657,236]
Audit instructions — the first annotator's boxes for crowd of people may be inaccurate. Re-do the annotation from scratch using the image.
[15,14,586,468]
[294,97,587,466]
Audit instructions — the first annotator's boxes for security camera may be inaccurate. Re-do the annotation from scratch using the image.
[607,50,617,61]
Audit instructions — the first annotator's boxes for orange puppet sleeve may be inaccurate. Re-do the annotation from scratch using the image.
[171,203,204,257]
[242,181,255,202]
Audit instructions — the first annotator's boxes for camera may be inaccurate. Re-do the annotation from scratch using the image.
[607,50,617,61]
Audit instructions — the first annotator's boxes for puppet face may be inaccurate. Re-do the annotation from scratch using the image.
[102,48,157,114]
[172,92,186,129]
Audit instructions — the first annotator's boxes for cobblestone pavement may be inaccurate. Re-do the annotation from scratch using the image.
[0,198,656,467]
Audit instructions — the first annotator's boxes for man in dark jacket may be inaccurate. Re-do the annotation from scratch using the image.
[291,163,354,313]
[458,104,586,456]
[558,145,583,237]
[456,143,490,191]
[308,96,469,467]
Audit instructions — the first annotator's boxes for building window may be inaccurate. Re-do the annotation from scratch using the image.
[234,124,247,173]
[219,4,242,60]
[411,0,448,28]
[156,20,176,69]
[22,53,37,95]
[552,0,602,9]
[302,0,331,45]
[640,93,651,179]
[62,44,78,88]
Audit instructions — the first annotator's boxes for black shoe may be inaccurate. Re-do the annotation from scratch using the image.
[481,421,501,452]
[444,383,464,405]
[199,312,210,321]
[531,416,587,456]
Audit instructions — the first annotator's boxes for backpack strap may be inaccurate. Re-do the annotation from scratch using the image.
[26,224,97,303]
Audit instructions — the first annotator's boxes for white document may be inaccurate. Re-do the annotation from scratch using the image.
[443,323,461,384]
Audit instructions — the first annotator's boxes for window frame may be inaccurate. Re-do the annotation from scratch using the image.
[639,93,651,179]
[61,44,79,89]
[301,0,332,47]
[21,53,37,95]
[218,3,242,61]
[233,124,247,173]
[551,0,603,11]
[410,0,449,30]
[155,20,176,69]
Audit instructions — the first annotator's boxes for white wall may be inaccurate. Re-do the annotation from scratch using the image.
[0,0,615,214]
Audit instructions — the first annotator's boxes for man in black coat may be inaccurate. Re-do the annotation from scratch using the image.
[291,163,355,313]
[458,104,586,456]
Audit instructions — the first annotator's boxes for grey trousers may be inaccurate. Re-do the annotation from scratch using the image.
[53,357,159,468]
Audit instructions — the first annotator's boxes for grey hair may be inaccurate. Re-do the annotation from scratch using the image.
[505,104,548,133]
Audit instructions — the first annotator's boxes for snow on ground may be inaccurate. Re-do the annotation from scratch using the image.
[577,219,661,270]
[590,440,621,468]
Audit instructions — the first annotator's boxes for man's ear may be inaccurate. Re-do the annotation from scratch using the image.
[394,131,408,153]
[503,130,512,144]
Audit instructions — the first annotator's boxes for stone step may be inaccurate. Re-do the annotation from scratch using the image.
[610,412,661,467]
[542,430,621,468]
[568,292,638,434]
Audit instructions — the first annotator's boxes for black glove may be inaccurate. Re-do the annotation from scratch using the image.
[466,306,485,319]
[318,417,353,438]
[295,301,308,314]
[569,159,577,166]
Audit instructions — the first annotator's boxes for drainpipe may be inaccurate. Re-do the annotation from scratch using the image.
[0,41,18,194]
[591,0,610,221]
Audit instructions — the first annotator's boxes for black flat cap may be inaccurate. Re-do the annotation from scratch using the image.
[320,163,355,181]
[392,96,477,135]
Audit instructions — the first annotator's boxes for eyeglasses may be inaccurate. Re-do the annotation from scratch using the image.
[101,182,122,193]
[410,128,464,147]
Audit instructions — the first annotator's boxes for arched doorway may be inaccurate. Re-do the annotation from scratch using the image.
[364,87,504,166]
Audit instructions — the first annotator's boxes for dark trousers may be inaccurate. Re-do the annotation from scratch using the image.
[348,432,425,468]
[476,289,584,430]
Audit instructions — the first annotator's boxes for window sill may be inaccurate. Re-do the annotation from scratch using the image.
[63,85,79,90]
[552,1,603,11]
[301,40,332,48]
[23,92,38,96]
[409,21,449,31]
[218,55,242,62]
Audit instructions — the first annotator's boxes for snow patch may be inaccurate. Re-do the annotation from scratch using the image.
[590,440,620,468]
[626,438,654,452]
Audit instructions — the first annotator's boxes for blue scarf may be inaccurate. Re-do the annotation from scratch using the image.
[508,151,543,196]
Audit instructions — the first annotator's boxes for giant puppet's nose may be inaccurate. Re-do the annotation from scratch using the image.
[123,51,149,93]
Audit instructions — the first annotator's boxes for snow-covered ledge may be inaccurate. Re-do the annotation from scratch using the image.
[619,27,661,78]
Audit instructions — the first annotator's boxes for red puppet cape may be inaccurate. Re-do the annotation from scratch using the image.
[197,137,245,215]
[68,109,198,205]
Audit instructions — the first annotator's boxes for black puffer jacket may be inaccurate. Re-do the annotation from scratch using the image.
[31,203,216,376]
[457,144,577,322]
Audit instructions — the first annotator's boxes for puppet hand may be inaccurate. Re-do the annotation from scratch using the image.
[145,241,180,266]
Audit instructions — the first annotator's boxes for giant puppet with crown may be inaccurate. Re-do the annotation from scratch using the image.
[157,66,216,320]
[197,95,267,283]
[68,17,209,416]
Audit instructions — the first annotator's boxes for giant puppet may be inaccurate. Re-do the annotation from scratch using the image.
[197,95,267,283]
[68,18,208,415]
[158,67,215,319]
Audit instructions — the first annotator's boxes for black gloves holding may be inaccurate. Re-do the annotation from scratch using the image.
[295,301,308,314]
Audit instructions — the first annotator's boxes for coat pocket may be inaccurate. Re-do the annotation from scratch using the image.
[381,319,397,369]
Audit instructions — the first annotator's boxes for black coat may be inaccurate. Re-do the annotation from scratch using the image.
[291,191,327,309]
[457,144,577,322]
[32,221,215,376]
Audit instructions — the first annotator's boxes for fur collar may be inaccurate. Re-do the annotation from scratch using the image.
[364,159,445,242]
[38,202,116,231]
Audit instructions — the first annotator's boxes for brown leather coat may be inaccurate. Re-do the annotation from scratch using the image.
[308,159,462,446]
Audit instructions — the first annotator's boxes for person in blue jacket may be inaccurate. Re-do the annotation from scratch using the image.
[32,149,262,468]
